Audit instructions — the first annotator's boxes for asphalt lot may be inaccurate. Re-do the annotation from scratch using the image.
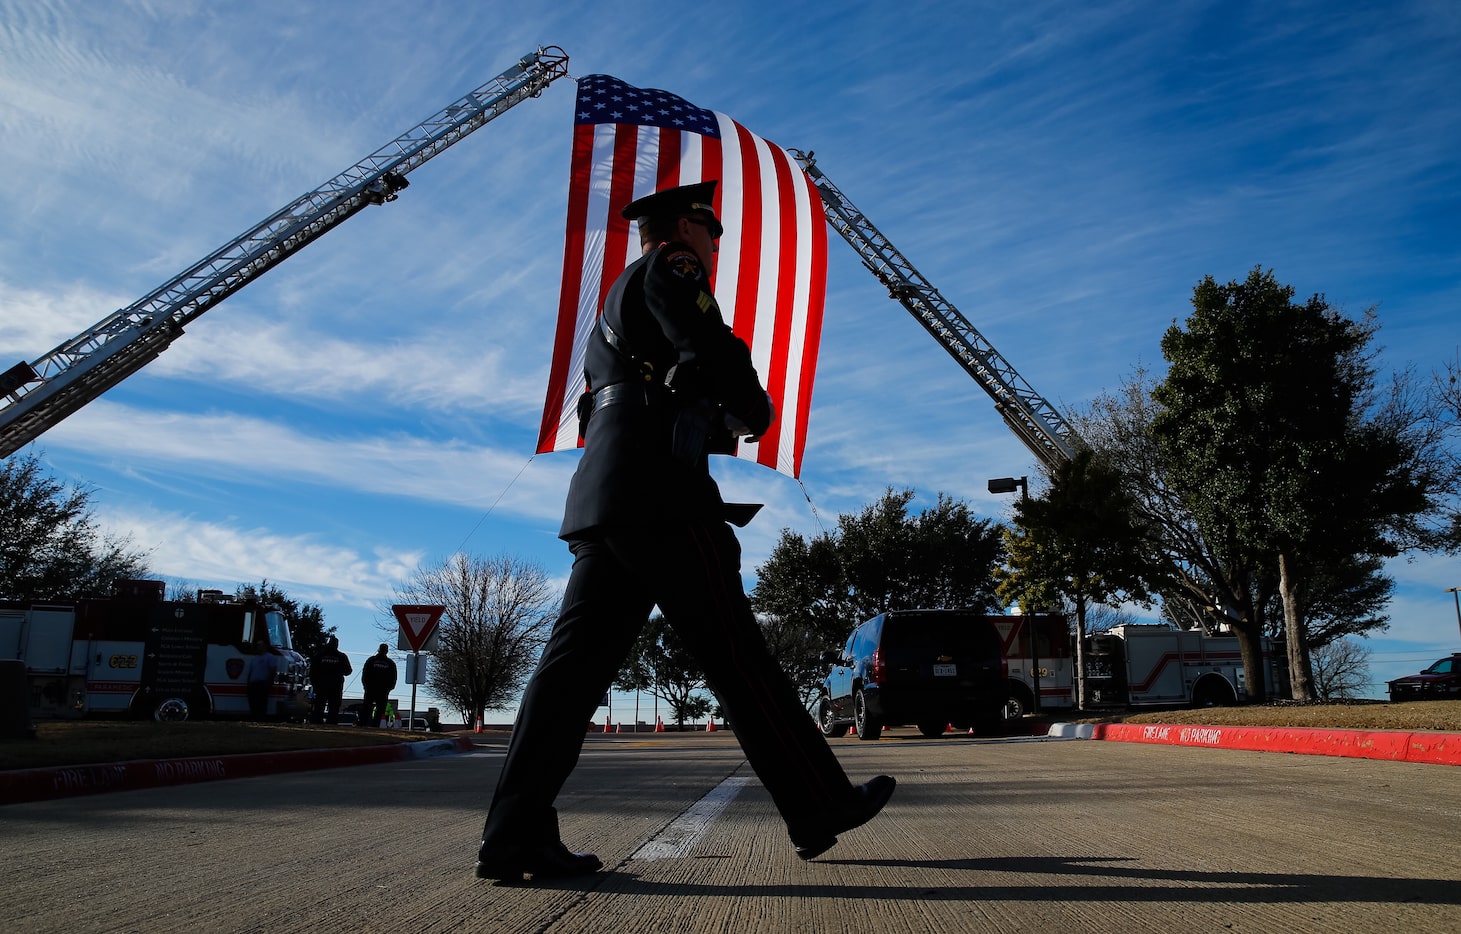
[4,729,1460,933]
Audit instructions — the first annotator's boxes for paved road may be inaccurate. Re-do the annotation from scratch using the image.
[5,730,1460,933]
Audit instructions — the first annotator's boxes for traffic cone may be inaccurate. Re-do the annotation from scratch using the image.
[706,717,717,732]
[849,722,857,736]
[615,722,623,733]
[474,716,483,734]
[655,716,665,733]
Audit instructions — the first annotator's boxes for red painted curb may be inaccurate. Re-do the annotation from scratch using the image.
[0,735,476,806]
[1088,722,1461,766]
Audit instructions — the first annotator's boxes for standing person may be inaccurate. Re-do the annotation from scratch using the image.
[360,643,397,728]
[309,635,353,725]
[245,634,280,720]
[474,181,894,882]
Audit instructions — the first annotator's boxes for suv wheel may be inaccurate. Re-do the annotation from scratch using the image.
[854,689,882,741]
[819,699,849,738]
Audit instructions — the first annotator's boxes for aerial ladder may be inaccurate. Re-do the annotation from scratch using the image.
[790,150,1080,471]
[0,47,571,459]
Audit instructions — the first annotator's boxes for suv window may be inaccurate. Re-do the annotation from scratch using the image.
[879,612,1002,663]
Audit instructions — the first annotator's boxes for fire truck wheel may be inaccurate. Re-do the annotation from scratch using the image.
[153,697,191,722]
[854,690,882,741]
[1003,682,1034,720]
[1191,677,1236,709]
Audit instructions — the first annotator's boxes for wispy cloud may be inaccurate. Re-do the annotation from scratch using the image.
[43,399,576,525]
[99,503,421,607]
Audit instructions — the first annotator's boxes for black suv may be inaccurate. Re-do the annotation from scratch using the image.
[813,609,1008,740]
[1387,653,1461,701]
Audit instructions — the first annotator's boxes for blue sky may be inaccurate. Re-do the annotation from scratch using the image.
[2,1,1458,713]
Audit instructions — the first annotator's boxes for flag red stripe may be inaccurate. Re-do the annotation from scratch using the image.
[729,121,763,350]
[536,122,598,453]
[793,167,828,477]
[598,124,643,347]
[759,147,800,471]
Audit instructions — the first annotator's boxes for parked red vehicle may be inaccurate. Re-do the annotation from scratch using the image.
[1387,654,1461,701]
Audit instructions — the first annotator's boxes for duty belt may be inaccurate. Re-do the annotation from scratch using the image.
[591,382,662,414]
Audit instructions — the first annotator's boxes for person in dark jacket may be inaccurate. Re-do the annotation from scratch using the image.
[309,635,353,725]
[360,643,397,727]
[474,181,894,883]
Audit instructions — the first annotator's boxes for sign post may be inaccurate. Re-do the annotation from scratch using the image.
[391,604,444,730]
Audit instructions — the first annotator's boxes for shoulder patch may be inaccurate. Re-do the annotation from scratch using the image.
[661,248,703,281]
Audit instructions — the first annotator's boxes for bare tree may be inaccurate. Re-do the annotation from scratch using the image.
[1310,638,1372,700]
[382,554,556,725]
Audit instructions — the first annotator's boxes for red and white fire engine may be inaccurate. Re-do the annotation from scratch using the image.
[1084,623,1277,708]
[1,580,309,721]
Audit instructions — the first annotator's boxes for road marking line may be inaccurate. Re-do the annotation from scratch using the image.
[631,776,752,861]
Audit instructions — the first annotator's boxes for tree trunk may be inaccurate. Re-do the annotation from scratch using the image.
[1231,627,1261,704]
[1217,574,1269,702]
[1278,551,1315,702]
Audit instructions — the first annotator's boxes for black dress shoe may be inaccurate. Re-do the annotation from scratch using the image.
[794,774,897,861]
[475,840,603,881]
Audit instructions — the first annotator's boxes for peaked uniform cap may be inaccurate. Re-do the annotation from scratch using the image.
[620,180,719,221]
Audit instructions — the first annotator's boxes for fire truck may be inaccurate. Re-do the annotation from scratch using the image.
[0,580,309,721]
[989,613,1076,715]
[1083,623,1278,708]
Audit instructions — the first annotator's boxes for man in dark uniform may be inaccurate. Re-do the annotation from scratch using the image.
[474,181,894,882]
[309,635,353,724]
[360,643,397,727]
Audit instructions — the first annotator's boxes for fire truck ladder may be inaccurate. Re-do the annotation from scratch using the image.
[0,46,571,459]
[790,150,1080,470]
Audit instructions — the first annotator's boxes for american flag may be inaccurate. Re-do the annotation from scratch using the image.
[535,74,828,478]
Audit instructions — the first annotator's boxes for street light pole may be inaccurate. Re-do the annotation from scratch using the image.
[1448,587,1461,641]
[988,476,1038,713]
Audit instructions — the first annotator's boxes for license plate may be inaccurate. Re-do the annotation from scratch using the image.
[933,663,957,677]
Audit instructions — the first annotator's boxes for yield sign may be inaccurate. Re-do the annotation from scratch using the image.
[392,604,445,652]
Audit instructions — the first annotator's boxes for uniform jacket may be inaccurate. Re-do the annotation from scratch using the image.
[361,654,397,692]
[560,240,772,538]
[310,646,353,689]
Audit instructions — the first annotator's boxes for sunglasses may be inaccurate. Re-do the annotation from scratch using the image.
[683,215,724,240]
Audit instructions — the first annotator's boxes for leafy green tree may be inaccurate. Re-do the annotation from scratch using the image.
[752,529,853,704]
[995,449,1156,707]
[614,615,711,729]
[1154,268,1442,701]
[0,452,150,602]
[752,488,1005,697]
[383,554,555,725]
[1071,368,1275,642]
[837,490,1004,614]
[235,580,331,660]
